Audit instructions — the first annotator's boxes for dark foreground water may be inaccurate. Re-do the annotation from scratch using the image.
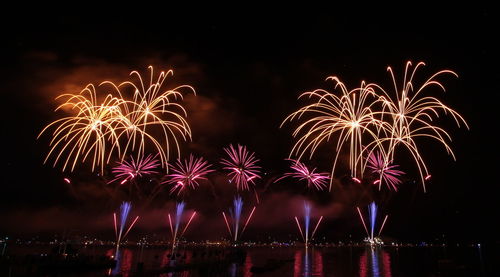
[1,243,495,276]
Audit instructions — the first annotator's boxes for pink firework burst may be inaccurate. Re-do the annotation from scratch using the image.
[110,154,159,185]
[366,151,405,191]
[164,155,214,196]
[275,159,329,191]
[220,144,261,191]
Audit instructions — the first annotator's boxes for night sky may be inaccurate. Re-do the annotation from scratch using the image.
[0,7,497,243]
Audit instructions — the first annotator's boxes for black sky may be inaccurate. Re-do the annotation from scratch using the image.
[0,7,497,242]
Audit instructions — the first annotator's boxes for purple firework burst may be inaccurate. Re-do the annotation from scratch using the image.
[111,154,159,185]
[220,144,261,191]
[275,159,329,191]
[164,155,214,196]
[366,151,405,191]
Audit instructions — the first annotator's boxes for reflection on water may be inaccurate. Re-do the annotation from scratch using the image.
[110,248,133,277]
[4,244,492,276]
[229,262,237,277]
[359,247,391,277]
[158,250,192,277]
[294,248,324,277]
[229,250,252,277]
[110,249,120,276]
[243,254,253,277]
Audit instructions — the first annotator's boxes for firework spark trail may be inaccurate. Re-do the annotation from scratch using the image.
[241,206,256,235]
[304,203,311,244]
[294,202,323,244]
[368,202,377,240]
[113,202,139,253]
[253,189,260,204]
[221,144,261,191]
[368,61,469,192]
[357,202,388,242]
[274,159,329,191]
[366,151,404,191]
[232,197,244,241]
[167,214,174,237]
[295,216,305,241]
[113,213,118,238]
[378,215,389,237]
[223,196,255,242]
[118,202,132,239]
[123,216,139,239]
[168,202,196,249]
[311,216,323,239]
[222,212,232,236]
[174,202,185,239]
[356,207,369,237]
[180,212,197,237]
[164,155,214,195]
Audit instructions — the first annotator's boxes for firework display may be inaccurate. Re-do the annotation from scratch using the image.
[357,202,388,245]
[110,154,160,185]
[167,202,196,249]
[221,144,261,191]
[39,67,194,173]
[104,67,194,168]
[283,61,468,191]
[282,79,384,190]
[368,61,468,191]
[366,151,404,191]
[38,84,126,173]
[113,202,139,254]
[222,196,256,242]
[164,155,214,196]
[37,61,469,250]
[275,159,329,191]
[294,202,323,245]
